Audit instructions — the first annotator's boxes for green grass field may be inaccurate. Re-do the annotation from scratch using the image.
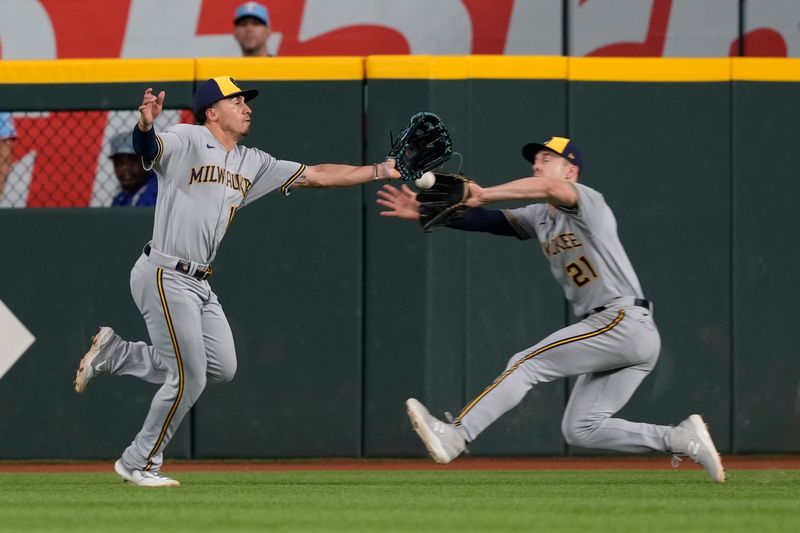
[1,470,798,532]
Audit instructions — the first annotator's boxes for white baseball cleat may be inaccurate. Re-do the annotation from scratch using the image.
[114,460,180,487]
[670,414,726,483]
[406,398,466,464]
[73,326,114,394]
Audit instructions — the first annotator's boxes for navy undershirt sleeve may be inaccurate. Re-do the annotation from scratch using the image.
[132,125,158,162]
[445,207,521,238]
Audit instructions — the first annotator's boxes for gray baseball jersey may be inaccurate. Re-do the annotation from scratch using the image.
[454,182,671,454]
[151,123,304,264]
[503,182,644,318]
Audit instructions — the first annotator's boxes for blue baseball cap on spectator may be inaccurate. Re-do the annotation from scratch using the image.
[234,2,270,25]
[109,132,135,157]
[0,112,16,140]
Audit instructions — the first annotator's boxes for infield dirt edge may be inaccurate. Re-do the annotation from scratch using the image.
[1,455,798,473]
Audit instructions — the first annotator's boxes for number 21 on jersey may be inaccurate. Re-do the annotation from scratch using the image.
[565,255,598,287]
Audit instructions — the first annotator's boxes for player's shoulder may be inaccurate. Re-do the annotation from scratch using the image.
[160,124,218,154]
[554,182,608,217]
[235,143,277,166]
[236,143,272,156]
[164,123,201,135]
[573,182,608,204]
[160,123,211,142]
[573,181,600,195]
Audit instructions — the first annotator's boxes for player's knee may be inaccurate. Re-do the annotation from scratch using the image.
[207,359,236,384]
[561,419,596,448]
[217,360,237,384]
[561,424,581,447]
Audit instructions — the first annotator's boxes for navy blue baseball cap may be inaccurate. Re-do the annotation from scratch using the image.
[234,2,270,25]
[192,76,259,114]
[522,136,584,170]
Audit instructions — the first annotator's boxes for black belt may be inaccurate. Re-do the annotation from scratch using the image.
[583,298,650,319]
[144,244,213,281]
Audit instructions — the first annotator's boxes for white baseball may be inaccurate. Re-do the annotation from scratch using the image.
[415,171,436,190]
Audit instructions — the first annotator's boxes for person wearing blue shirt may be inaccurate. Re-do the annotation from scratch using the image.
[108,131,158,207]
[0,112,16,202]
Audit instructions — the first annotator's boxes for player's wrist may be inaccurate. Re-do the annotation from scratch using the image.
[373,161,394,181]
[137,116,153,131]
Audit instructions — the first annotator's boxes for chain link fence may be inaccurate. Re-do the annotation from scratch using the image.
[0,109,193,208]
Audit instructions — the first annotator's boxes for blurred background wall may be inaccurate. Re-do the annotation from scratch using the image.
[1,55,798,458]
[0,0,798,459]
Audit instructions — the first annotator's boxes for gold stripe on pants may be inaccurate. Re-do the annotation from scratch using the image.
[455,310,625,424]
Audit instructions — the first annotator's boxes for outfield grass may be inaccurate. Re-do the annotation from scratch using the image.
[0,470,798,532]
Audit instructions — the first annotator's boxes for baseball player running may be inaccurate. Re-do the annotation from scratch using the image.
[377,136,725,483]
[73,76,400,487]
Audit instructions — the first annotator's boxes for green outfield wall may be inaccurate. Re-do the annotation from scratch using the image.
[0,57,797,459]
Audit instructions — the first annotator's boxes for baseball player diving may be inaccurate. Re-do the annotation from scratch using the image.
[73,76,401,487]
[377,136,726,483]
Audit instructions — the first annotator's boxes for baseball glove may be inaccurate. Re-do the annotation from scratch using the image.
[388,112,453,181]
[417,173,472,232]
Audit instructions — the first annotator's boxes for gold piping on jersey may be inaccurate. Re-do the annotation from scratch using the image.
[145,268,185,471]
[154,134,164,164]
[280,164,307,196]
[455,309,625,424]
[226,205,237,231]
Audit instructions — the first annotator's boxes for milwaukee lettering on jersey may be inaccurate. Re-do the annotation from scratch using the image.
[189,165,253,195]
[541,232,583,257]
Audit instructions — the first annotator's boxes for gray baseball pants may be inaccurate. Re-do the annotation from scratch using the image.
[98,253,236,472]
[455,304,672,452]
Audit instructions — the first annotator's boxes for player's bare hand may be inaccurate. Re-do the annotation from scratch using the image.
[138,88,165,130]
[465,182,485,207]
[377,183,420,220]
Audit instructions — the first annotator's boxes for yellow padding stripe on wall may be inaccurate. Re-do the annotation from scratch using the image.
[196,57,364,81]
[568,57,731,82]
[3,57,800,84]
[732,58,800,81]
[367,55,568,80]
[0,59,195,84]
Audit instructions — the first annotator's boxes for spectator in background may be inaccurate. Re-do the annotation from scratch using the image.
[233,1,273,57]
[0,112,16,202]
[108,131,157,207]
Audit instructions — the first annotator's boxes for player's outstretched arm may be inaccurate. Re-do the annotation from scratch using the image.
[466,176,577,208]
[376,183,519,237]
[299,160,401,188]
[137,87,165,131]
[376,184,420,221]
